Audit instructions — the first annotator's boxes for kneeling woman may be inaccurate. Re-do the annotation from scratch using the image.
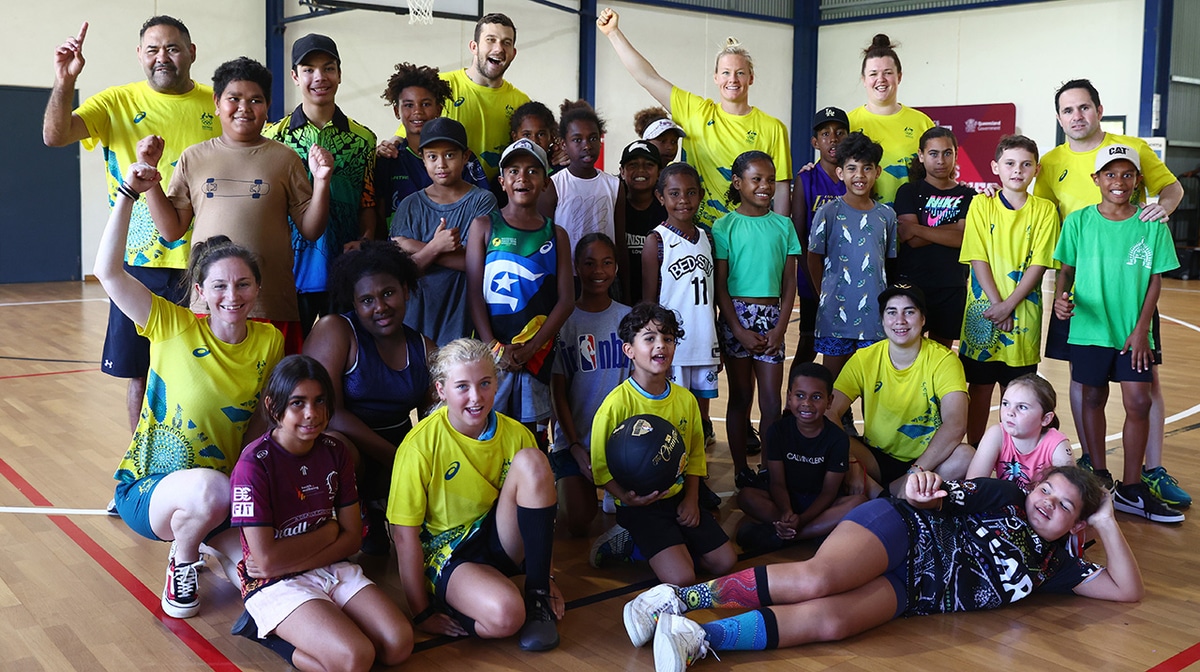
[97,163,284,619]
[624,467,1142,671]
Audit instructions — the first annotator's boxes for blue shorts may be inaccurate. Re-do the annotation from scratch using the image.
[614,492,728,559]
[843,498,909,618]
[113,474,170,541]
[814,336,878,357]
[1069,345,1154,385]
[494,369,551,423]
[548,447,584,481]
[101,265,187,379]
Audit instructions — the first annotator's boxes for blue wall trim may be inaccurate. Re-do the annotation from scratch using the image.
[792,2,820,175]
[266,0,286,122]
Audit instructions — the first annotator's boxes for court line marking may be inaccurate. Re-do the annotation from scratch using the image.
[1146,640,1200,672]
[0,457,240,671]
[0,506,112,515]
[0,298,109,307]
[0,369,96,381]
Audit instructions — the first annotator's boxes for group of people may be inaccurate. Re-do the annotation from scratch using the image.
[45,5,1184,671]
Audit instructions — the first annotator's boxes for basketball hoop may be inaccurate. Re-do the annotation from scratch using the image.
[408,0,434,24]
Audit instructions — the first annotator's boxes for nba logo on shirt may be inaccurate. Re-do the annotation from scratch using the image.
[579,334,598,372]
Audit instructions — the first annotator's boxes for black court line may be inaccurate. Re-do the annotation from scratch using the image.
[0,355,97,364]
[1165,421,1200,438]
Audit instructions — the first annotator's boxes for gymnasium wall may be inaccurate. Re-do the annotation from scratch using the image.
[18,0,1149,277]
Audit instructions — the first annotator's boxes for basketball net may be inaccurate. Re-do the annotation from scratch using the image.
[408,0,434,24]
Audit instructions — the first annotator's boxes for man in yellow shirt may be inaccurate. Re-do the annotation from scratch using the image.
[1034,78,1187,508]
[381,13,529,180]
[43,16,219,434]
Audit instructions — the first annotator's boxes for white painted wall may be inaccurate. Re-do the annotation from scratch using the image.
[814,0,1145,167]
[20,0,1149,277]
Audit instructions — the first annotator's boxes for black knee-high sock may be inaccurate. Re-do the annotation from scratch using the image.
[517,504,557,593]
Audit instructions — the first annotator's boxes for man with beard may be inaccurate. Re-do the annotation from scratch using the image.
[43,16,220,435]
[381,13,529,181]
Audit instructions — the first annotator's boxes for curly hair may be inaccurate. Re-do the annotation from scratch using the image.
[212,57,271,103]
[328,241,420,313]
[633,106,669,137]
[381,62,452,108]
[559,98,605,136]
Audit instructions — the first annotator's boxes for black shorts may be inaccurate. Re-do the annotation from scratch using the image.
[1049,311,1163,363]
[101,265,187,379]
[1069,345,1154,386]
[921,285,966,342]
[614,492,728,559]
[864,442,916,489]
[433,504,523,608]
[959,356,1037,387]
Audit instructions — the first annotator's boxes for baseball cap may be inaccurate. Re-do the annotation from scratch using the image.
[877,284,927,316]
[641,118,687,141]
[500,138,549,171]
[1094,144,1141,173]
[418,117,469,151]
[292,34,340,68]
[812,106,850,134]
[620,140,661,166]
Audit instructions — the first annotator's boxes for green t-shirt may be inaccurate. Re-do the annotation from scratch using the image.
[711,210,802,298]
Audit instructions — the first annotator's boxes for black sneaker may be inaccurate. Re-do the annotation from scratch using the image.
[519,589,560,651]
[360,506,391,557]
[745,425,762,455]
[1113,482,1185,523]
[162,552,201,619]
[736,521,786,554]
[734,467,762,490]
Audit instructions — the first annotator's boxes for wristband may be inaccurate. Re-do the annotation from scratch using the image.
[412,605,435,625]
[117,182,140,202]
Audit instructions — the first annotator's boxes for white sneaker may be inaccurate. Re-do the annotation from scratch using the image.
[624,584,685,647]
[653,614,714,672]
[105,498,119,516]
[602,490,617,514]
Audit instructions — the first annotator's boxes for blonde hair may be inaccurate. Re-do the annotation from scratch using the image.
[714,37,754,76]
[429,338,497,410]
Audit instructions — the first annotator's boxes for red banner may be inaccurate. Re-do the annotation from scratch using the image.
[916,103,1016,190]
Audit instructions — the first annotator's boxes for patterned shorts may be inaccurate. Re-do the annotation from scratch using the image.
[718,299,785,363]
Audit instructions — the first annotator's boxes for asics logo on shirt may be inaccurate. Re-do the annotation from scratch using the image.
[1058,170,1068,182]
[445,461,461,480]
[133,111,147,124]
[454,96,465,107]
[874,381,883,393]
[193,348,211,358]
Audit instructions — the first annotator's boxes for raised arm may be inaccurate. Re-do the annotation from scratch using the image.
[138,135,192,241]
[596,8,675,110]
[93,163,161,328]
[43,21,91,147]
[297,145,334,241]
[1071,493,1144,602]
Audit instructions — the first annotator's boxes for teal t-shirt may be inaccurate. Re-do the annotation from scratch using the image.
[711,210,802,298]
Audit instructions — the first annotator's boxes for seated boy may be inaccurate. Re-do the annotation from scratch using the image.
[1053,144,1183,524]
[142,56,333,353]
[391,116,496,346]
[590,303,737,586]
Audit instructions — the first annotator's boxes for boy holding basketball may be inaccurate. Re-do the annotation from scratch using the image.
[590,303,737,586]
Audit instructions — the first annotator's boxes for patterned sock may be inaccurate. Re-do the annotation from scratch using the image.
[676,566,771,610]
[517,504,557,593]
[700,608,778,651]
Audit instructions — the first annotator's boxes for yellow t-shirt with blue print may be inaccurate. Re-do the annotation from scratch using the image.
[834,339,967,462]
[387,406,534,591]
[75,80,220,268]
[590,379,707,502]
[670,87,792,228]
[114,295,284,483]
[393,68,529,181]
[1033,132,1177,220]
[847,105,934,207]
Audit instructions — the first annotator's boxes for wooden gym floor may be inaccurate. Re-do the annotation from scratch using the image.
[1,278,1199,671]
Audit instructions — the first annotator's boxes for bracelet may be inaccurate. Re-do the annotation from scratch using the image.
[906,464,924,475]
[412,605,435,625]
[117,182,140,202]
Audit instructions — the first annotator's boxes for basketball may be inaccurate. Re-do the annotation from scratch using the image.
[605,414,686,495]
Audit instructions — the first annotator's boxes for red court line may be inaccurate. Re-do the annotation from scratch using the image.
[0,368,95,380]
[0,457,240,671]
[1148,642,1200,672]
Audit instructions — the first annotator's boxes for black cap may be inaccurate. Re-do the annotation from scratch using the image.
[418,116,469,151]
[877,284,927,316]
[620,140,660,166]
[812,106,849,135]
[292,34,340,68]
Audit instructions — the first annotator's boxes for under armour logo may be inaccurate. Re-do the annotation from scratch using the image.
[103,359,113,368]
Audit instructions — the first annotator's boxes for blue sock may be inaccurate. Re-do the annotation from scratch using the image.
[700,610,768,651]
[631,544,646,562]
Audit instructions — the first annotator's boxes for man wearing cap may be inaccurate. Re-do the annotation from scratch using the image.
[265,33,377,334]
[829,284,973,498]
[382,13,529,181]
[620,140,665,304]
[1052,144,1182,522]
[1034,78,1188,509]
[391,117,498,346]
[640,117,685,166]
[43,16,219,432]
[793,106,849,364]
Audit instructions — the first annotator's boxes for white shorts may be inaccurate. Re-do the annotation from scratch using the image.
[669,364,720,399]
[244,561,373,637]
